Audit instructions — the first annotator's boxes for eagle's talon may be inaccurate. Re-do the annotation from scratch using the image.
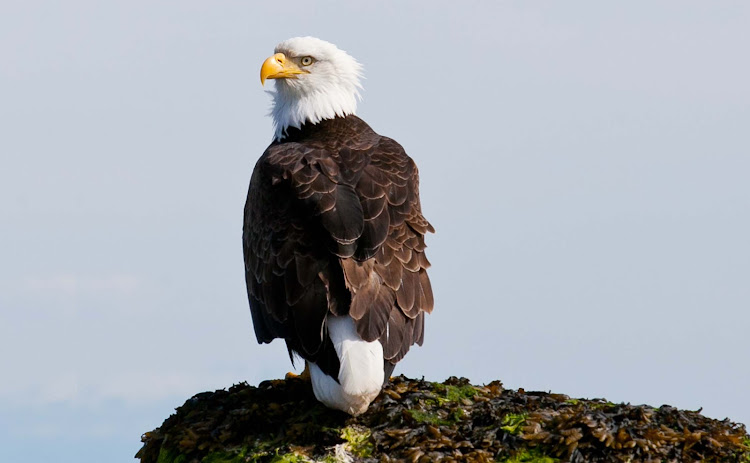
[285,365,311,381]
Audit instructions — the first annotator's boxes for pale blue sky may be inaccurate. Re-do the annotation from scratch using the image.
[1,2,749,462]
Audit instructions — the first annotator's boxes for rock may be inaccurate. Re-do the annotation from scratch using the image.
[136,375,750,462]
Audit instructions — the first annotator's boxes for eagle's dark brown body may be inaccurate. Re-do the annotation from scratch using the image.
[243,115,433,380]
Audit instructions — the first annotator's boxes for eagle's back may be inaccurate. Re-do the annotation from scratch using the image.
[243,115,433,379]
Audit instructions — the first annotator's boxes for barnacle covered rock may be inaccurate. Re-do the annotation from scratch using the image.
[137,376,750,462]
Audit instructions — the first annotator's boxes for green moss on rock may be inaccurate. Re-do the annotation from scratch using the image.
[155,447,186,463]
[432,382,478,403]
[201,448,248,463]
[340,425,373,458]
[498,448,559,463]
[406,408,449,426]
[500,413,527,435]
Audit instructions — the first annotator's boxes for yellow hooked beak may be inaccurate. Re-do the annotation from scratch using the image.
[260,53,307,85]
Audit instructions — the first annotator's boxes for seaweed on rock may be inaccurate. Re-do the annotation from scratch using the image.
[137,376,750,463]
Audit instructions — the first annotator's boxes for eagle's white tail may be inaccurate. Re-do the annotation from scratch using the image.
[308,315,384,415]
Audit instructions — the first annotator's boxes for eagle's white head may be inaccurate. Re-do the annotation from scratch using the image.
[260,37,363,140]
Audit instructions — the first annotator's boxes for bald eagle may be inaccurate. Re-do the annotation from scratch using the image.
[243,37,434,415]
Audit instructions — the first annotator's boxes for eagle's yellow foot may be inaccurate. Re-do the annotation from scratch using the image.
[285,364,311,381]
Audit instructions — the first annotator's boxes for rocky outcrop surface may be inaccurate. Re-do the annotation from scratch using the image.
[137,375,750,462]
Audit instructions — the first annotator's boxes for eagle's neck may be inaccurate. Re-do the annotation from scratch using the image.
[273,115,374,146]
[271,79,360,141]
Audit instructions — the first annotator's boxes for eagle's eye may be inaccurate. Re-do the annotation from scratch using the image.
[300,56,314,66]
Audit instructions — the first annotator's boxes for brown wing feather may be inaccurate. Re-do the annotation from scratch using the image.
[347,136,434,368]
[243,143,350,378]
[243,115,433,380]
